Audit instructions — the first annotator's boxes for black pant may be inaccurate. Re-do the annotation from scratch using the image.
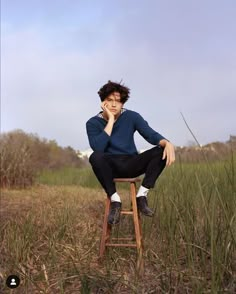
[89,146,166,197]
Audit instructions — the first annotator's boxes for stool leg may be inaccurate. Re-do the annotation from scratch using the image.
[99,197,111,259]
[137,198,144,274]
[130,182,144,272]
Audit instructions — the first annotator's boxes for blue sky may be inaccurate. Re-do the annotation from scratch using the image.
[1,0,236,150]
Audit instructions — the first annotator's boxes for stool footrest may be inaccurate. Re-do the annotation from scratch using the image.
[106,243,137,247]
[111,237,135,241]
[121,210,133,215]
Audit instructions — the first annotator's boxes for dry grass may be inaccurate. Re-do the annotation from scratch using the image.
[1,185,149,293]
[0,177,235,293]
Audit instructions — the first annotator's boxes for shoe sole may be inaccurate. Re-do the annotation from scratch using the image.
[107,210,121,225]
[107,221,120,225]
[139,210,154,217]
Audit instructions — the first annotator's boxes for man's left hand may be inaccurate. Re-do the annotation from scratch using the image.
[159,140,175,166]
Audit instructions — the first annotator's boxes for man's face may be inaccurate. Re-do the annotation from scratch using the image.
[104,92,123,117]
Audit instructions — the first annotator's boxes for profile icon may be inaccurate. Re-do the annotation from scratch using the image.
[10,278,16,286]
[6,275,20,289]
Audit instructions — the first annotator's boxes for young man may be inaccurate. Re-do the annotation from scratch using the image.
[86,80,175,225]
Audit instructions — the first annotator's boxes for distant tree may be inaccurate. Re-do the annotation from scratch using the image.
[0,129,86,188]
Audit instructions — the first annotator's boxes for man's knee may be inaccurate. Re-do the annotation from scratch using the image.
[89,151,106,166]
[152,145,164,157]
[152,146,167,165]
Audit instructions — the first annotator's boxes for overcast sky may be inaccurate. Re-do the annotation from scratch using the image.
[1,0,236,151]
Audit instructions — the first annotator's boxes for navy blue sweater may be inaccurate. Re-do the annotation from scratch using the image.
[86,109,167,155]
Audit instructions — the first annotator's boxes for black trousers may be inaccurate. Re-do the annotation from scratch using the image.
[89,146,166,197]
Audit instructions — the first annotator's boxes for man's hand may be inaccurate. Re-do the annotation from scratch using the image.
[101,101,115,136]
[101,101,114,121]
[159,139,175,166]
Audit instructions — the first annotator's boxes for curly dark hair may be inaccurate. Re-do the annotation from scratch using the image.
[98,80,130,103]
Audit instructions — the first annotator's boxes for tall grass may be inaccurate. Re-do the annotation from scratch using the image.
[37,167,98,187]
[37,167,134,191]
[144,157,236,292]
[1,156,235,292]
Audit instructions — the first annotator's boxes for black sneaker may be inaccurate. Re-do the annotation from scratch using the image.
[108,201,122,225]
[136,196,154,217]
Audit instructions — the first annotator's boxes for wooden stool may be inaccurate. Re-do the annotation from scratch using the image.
[99,177,143,271]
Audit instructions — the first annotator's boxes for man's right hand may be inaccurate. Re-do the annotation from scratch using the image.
[101,101,115,121]
[101,101,115,136]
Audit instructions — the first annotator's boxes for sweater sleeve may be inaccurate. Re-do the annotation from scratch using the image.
[134,112,167,145]
[86,120,110,151]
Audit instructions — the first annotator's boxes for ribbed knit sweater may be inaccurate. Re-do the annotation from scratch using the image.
[86,109,167,155]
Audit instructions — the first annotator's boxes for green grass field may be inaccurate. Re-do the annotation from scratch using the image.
[1,157,236,293]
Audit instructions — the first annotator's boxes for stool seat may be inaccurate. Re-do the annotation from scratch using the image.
[113,177,141,183]
[99,177,143,271]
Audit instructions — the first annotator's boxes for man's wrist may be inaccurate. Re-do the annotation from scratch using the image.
[159,139,169,147]
[108,116,115,123]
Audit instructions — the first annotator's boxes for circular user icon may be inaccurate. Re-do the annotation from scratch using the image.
[6,275,20,289]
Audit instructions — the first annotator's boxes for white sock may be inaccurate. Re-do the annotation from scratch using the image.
[136,185,149,198]
[110,192,121,202]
